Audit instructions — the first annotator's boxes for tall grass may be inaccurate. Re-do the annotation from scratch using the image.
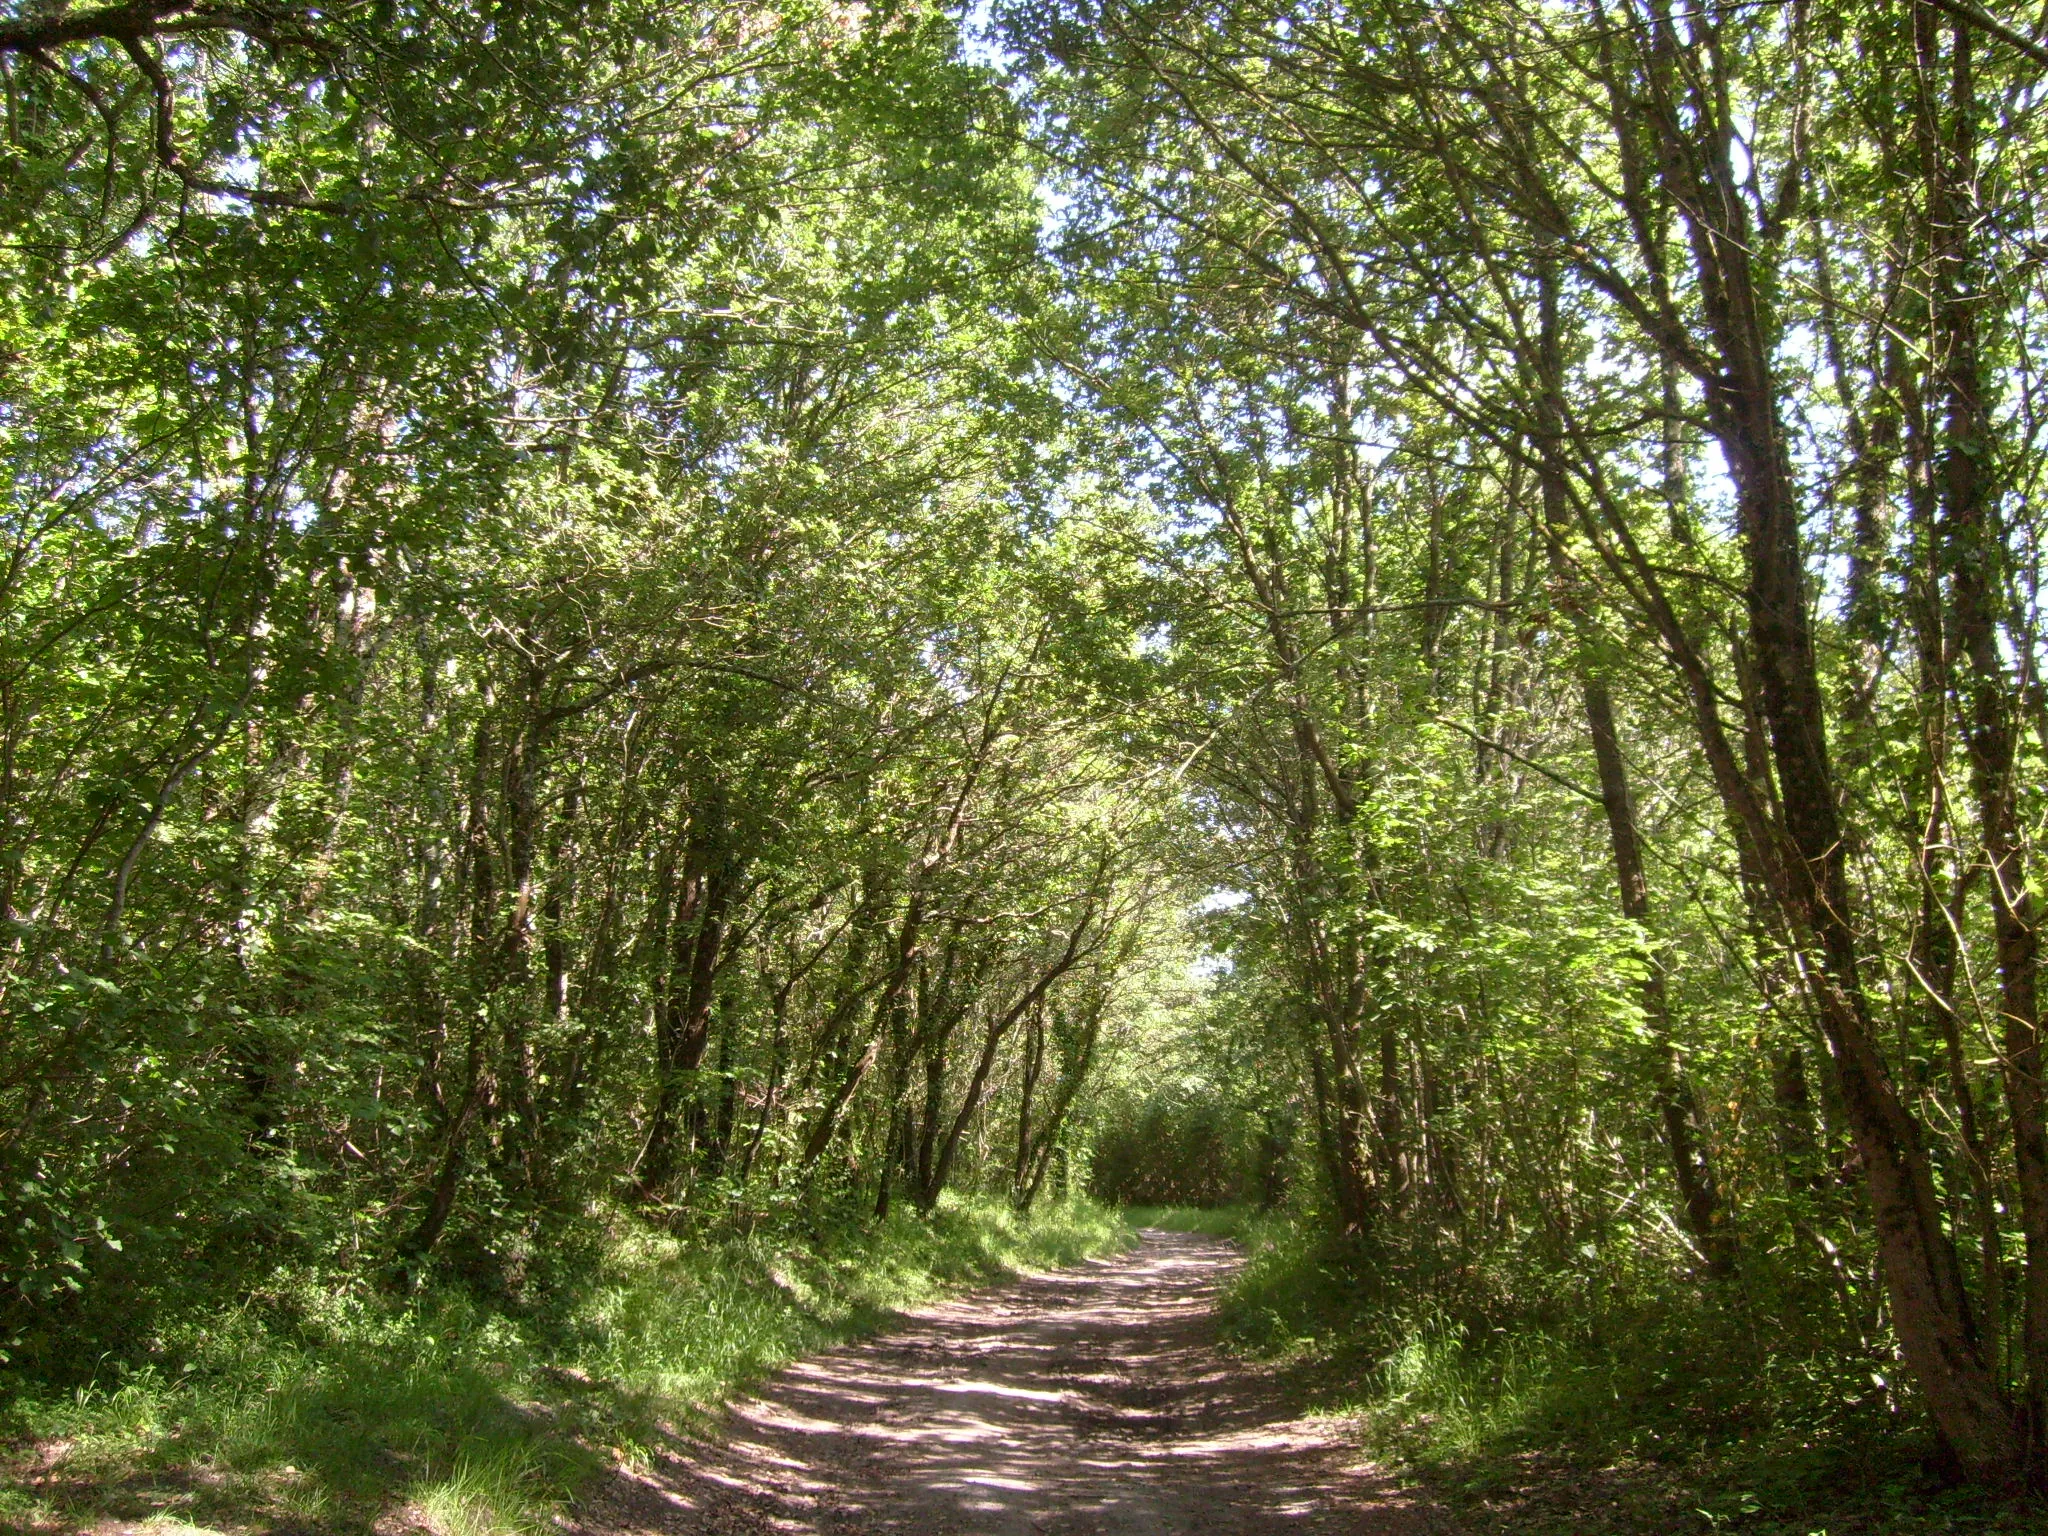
[0,1195,1130,1536]
[1200,1212,2041,1535]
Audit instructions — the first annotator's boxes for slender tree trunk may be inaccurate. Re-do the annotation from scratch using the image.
[1535,250,1730,1273]
[1585,675,1733,1274]
[1019,1006,1101,1212]
[1013,1006,1044,1205]
[1375,1021,1405,1213]
[802,891,919,1172]
[635,800,733,1200]
[920,901,1102,1210]
[1918,1,2048,1443]
[1542,20,2027,1466]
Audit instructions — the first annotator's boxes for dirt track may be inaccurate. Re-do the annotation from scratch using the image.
[570,1229,1448,1536]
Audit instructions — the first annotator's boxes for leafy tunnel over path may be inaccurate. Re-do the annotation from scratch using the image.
[4,0,2048,1523]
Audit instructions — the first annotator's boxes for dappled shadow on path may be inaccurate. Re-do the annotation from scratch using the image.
[570,1231,1449,1536]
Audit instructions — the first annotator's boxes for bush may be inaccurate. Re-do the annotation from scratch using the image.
[1204,1210,2041,1534]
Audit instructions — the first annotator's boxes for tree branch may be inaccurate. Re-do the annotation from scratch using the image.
[1918,0,2048,71]
[0,1,195,54]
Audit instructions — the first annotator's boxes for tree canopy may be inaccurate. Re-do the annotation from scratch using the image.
[11,0,2048,1497]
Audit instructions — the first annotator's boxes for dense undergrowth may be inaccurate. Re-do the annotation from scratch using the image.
[0,1196,1128,1536]
[1155,1206,2040,1536]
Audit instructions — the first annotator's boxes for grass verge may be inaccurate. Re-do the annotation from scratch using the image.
[0,1195,1130,1536]
[1197,1212,2042,1536]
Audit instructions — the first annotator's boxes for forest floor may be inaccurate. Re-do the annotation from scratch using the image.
[566,1228,1450,1536]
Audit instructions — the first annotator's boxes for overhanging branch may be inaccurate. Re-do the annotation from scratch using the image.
[0,1,195,54]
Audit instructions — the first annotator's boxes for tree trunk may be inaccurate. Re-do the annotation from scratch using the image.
[635,802,733,1200]
[1917,0,2048,1445]
[1584,675,1733,1275]
[1555,19,2026,1467]
[1535,248,1730,1274]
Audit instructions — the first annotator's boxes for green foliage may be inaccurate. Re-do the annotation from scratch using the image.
[1210,1214,2036,1533]
[1004,0,2048,1497]
[1090,1092,1268,1207]
[0,0,1173,1396]
[15,0,2048,1518]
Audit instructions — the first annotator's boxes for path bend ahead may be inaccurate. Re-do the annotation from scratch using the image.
[572,1229,1449,1536]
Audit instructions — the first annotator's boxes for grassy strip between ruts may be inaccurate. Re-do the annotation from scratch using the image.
[0,1196,1131,1536]
[1139,1205,2042,1536]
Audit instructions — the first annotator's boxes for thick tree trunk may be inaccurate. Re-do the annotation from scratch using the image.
[1717,283,2017,1479]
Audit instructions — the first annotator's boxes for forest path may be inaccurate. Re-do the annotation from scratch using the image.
[569,1229,1449,1536]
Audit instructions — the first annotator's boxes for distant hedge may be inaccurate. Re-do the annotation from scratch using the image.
[1088,1091,1290,1208]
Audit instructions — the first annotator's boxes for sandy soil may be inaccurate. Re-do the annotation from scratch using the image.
[569,1229,1453,1536]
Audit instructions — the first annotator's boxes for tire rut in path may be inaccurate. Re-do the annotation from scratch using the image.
[570,1229,1451,1536]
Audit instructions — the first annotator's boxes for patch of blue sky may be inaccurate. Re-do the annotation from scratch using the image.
[959,0,1015,74]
